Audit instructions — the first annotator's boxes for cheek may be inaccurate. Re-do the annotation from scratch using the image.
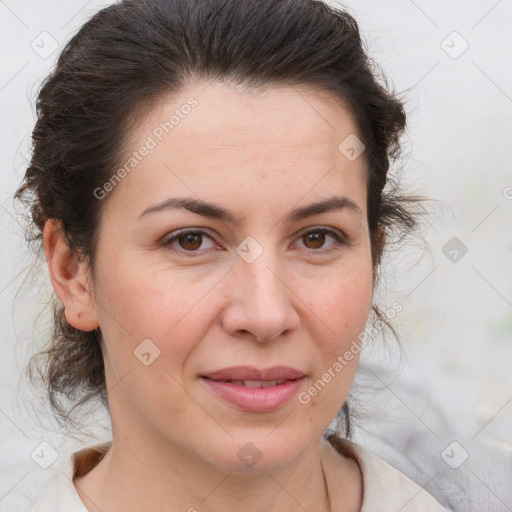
[96,264,211,425]
[307,265,374,348]
[337,282,372,342]
[94,258,222,370]
[298,288,368,427]
[299,260,373,409]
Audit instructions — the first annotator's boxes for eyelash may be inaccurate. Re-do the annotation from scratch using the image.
[161,227,348,257]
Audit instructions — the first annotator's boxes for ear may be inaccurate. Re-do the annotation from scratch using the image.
[43,218,99,332]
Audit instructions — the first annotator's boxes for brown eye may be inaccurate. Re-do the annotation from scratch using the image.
[295,228,346,253]
[177,233,203,250]
[163,229,217,255]
[303,232,326,249]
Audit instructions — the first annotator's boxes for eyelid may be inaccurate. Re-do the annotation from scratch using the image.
[161,227,218,251]
[161,225,349,256]
[296,225,347,242]
[293,226,349,252]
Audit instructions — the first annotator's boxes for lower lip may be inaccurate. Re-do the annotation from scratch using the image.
[201,377,305,412]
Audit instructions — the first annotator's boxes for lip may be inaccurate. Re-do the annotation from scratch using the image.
[200,366,306,412]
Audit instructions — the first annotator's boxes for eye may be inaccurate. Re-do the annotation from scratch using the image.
[162,229,217,255]
[294,227,347,253]
[162,226,347,257]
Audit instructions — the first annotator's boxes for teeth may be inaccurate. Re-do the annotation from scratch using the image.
[243,379,285,388]
[244,380,264,388]
[213,378,291,387]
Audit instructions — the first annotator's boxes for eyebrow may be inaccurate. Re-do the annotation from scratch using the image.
[138,195,363,223]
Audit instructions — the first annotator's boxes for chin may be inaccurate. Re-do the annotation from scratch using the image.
[196,427,317,474]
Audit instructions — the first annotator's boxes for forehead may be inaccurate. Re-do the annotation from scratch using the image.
[137,80,361,149]
[107,81,367,219]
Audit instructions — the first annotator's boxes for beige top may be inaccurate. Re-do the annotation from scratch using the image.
[30,437,446,511]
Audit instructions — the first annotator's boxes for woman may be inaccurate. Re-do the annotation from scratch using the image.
[16,0,446,510]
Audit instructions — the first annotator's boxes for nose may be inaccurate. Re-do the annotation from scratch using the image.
[220,248,300,342]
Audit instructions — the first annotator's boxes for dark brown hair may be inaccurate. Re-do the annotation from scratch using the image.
[15,0,424,434]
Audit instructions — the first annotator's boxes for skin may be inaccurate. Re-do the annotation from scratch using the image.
[44,80,381,511]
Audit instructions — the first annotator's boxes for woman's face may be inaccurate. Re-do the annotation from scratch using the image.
[87,81,374,472]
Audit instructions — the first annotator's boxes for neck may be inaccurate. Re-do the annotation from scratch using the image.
[74,431,335,512]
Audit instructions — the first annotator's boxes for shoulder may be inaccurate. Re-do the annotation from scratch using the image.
[329,436,447,512]
[30,442,110,512]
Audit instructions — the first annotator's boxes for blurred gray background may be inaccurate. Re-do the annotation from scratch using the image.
[1,1,511,510]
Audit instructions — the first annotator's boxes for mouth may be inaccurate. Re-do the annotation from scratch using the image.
[200,366,306,412]
[204,378,291,388]
[201,365,305,381]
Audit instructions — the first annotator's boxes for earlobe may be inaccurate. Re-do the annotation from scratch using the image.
[43,218,99,332]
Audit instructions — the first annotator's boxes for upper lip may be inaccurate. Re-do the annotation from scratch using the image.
[201,366,305,381]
